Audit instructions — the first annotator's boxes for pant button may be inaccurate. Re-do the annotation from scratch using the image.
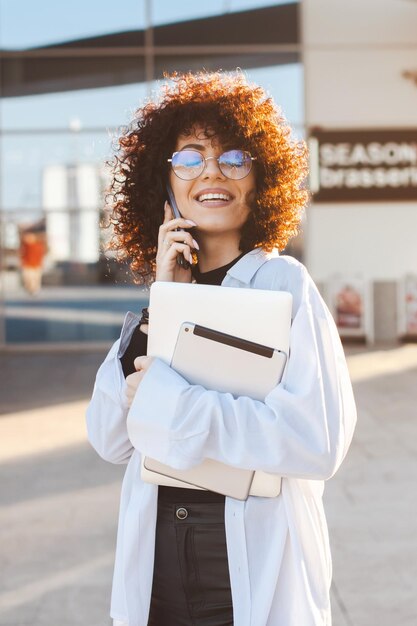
[176,507,188,520]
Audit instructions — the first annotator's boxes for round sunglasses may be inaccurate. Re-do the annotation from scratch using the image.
[168,149,256,180]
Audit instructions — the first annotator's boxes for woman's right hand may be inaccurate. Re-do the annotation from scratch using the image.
[155,202,199,282]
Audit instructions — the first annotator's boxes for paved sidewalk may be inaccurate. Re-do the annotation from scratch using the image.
[0,344,417,625]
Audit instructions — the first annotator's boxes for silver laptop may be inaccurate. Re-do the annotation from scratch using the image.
[147,282,292,362]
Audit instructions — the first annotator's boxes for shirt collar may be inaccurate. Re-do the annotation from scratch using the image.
[225,247,279,285]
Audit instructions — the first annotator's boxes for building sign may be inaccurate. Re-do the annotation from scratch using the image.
[309,129,417,202]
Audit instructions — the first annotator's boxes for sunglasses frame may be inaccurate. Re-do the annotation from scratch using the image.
[168,149,256,180]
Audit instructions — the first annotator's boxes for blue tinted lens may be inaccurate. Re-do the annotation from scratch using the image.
[172,150,204,179]
[218,150,252,178]
[219,150,247,167]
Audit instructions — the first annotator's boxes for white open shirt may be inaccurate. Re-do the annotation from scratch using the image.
[86,249,357,626]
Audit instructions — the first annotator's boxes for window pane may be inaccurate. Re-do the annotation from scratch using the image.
[0,135,148,344]
[152,0,297,26]
[2,56,145,99]
[0,0,304,345]
[1,82,147,131]
[1,131,114,210]
[153,3,298,46]
[246,64,304,132]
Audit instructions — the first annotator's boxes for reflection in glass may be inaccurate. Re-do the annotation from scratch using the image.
[1,132,112,210]
[246,64,304,135]
[0,0,304,345]
[1,54,147,116]
[1,83,147,131]
[152,0,297,27]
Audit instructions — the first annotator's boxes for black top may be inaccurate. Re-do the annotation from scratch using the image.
[120,252,245,503]
[191,251,245,284]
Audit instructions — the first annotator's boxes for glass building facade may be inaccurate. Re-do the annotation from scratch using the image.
[0,0,303,346]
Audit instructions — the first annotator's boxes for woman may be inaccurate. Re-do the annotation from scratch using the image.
[86,71,357,626]
[20,230,47,296]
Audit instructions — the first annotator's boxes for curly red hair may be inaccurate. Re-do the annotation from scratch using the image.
[108,71,308,283]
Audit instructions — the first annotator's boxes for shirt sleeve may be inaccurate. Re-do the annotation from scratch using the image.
[85,312,145,465]
[85,339,133,464]
[126,267,357,480]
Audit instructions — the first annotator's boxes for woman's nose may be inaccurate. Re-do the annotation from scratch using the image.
[202,156,226,180]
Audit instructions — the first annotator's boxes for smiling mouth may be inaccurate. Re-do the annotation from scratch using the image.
[196,192,232,203]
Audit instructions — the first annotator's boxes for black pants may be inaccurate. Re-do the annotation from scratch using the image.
[147,499,234,626]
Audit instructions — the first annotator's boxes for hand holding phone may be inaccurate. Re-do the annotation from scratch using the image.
[166,184,191,270]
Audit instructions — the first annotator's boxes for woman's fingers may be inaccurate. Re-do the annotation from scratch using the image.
[170,241,193,265]
[134,355,154,371]
[156,210,198,268]
[157,234,193,262]
[158,202,197,252]
[124,357,155,406]
[162,229,198,251]
[159,239,193,266]
[126,370,142,387]
[124,370,143,406]
[155,203,197,281]
[159,202,196,231]
[158,218,197,244]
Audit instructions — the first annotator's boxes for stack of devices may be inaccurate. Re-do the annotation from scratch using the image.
[141,281,292,500]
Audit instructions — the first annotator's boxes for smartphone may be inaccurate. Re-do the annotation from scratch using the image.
[166,183,190,270]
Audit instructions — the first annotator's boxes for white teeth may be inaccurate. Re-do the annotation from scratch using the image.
[197,193,231,202]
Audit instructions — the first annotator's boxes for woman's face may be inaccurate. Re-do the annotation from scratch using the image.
[168,126,256,239]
